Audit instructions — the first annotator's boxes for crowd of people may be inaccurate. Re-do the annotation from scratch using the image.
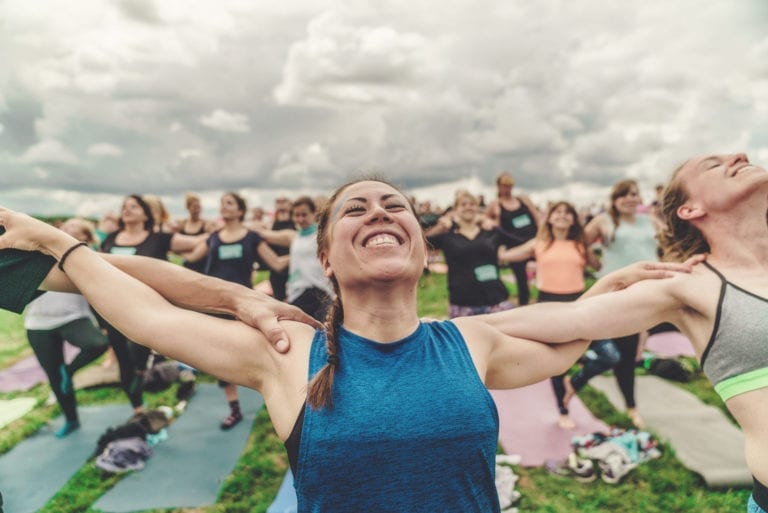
[0,151,766,512]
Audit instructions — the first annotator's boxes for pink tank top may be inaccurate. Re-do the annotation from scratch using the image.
[534,239,586,294]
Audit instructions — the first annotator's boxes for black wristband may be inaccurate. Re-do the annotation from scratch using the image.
[57,242,88,272]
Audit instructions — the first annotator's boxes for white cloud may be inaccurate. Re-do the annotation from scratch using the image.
[2,0,767,215]
[199,109,251,133]
[21,140,79,165]
[87,143,124,157]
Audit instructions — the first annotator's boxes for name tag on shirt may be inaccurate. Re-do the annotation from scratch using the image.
[511,215,532,229]
[110,247,137,256]
[218,243,243,260]
[474,264,499,282]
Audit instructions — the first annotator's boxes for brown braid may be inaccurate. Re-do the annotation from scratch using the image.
[306,281,342,409]
[656,161,710,261]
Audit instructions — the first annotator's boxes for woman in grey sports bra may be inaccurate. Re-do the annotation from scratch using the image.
[476,152,768,513]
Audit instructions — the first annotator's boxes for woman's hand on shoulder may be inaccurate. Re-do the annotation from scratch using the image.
[593,254,706,294]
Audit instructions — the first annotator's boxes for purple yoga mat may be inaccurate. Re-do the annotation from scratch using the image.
[0,342,79,392]
[491,379,609,467]
[645,330,696,358]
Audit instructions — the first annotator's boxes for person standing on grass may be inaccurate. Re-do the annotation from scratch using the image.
[184,192,288,430]
[99,194,207,415]
[0,177,697,512]
[498,200,598,430]
[23,218,109,437]
[484,172,542,306]
[563,179,664,429]
[425,190,515,317]
[255,196,334,320]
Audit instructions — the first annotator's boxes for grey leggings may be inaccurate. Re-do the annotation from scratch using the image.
[27,317,109,422]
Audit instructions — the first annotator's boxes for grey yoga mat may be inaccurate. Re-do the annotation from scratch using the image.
[93,383,264,512]
[590,374,751,487]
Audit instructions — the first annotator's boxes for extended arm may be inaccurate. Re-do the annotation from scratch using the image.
[256,242,289,272]
[40,248,320,352]
[498,239,536,264]
[254,228,296,247]
[475,259,700,344]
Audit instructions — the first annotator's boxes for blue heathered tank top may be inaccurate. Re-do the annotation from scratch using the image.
[294,320,500,513]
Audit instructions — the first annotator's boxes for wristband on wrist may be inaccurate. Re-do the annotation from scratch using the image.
[58,242,88,272]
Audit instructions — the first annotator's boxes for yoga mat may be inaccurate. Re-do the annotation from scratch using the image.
[267,469,297,513]
[0,342,79,392]
[0,397,37,428]
[590,374,751,487]
[645,330,696,358]
[0,403,129,513]
[491,379,609,467]
[93,383,264,512]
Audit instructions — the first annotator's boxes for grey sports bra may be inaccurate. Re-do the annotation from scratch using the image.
[700,261,768,401]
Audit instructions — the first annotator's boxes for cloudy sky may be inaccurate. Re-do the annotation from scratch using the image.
[2,0,767,218]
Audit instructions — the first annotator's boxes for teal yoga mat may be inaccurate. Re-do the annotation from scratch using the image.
[93,384,264,512]
[0,403,129,513]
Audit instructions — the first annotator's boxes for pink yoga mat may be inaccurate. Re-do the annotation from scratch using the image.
[645,330,695,358]
[0,342,79,392]
[491,380,608,467]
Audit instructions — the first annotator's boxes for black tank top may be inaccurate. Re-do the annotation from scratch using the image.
[498,199,537,244]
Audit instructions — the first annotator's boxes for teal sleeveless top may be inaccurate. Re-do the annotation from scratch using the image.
[294,321,500,512]
[597,214,658,277]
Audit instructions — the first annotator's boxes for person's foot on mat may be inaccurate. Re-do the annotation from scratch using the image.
[558,414,576,430]
[55,420,80,438]
[627,408,645,429]
[220,411,243,430]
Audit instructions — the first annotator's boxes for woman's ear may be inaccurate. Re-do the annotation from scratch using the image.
[320,251,334,278]
[677,203,705,221]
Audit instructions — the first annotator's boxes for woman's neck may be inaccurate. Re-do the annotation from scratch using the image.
[121,222,146,234]
[552,227,568,240]
[340,285,421,343]
[618,212,636,223]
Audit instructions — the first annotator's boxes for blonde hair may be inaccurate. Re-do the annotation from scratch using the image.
[453,189,478,209]
[656,162,710,261]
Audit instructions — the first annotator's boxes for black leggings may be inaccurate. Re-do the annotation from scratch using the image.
[27,317,109,422]
[537,291,582,415]
[105,324,152,408]
[509,260,531,306]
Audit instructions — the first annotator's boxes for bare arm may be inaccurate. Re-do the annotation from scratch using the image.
[169,232,208,253]
[475,259,703,344]
[456,317,590,389]
[39,251,320,352]
[256,241,289,272]
[254,228,296,247]
[498,239,536,264]
[583,213,606,246]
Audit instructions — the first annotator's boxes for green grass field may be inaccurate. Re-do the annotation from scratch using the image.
[0,272,751,512]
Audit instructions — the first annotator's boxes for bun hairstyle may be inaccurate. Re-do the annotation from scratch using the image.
[656,162,710,261]
[306,177,419,410]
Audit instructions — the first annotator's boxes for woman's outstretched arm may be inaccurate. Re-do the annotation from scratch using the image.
[0,207,288,387]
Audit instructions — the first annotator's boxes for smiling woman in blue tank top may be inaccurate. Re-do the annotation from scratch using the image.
[0,178,698,513]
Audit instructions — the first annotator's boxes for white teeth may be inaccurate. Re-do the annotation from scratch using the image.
[364,234,399,248]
